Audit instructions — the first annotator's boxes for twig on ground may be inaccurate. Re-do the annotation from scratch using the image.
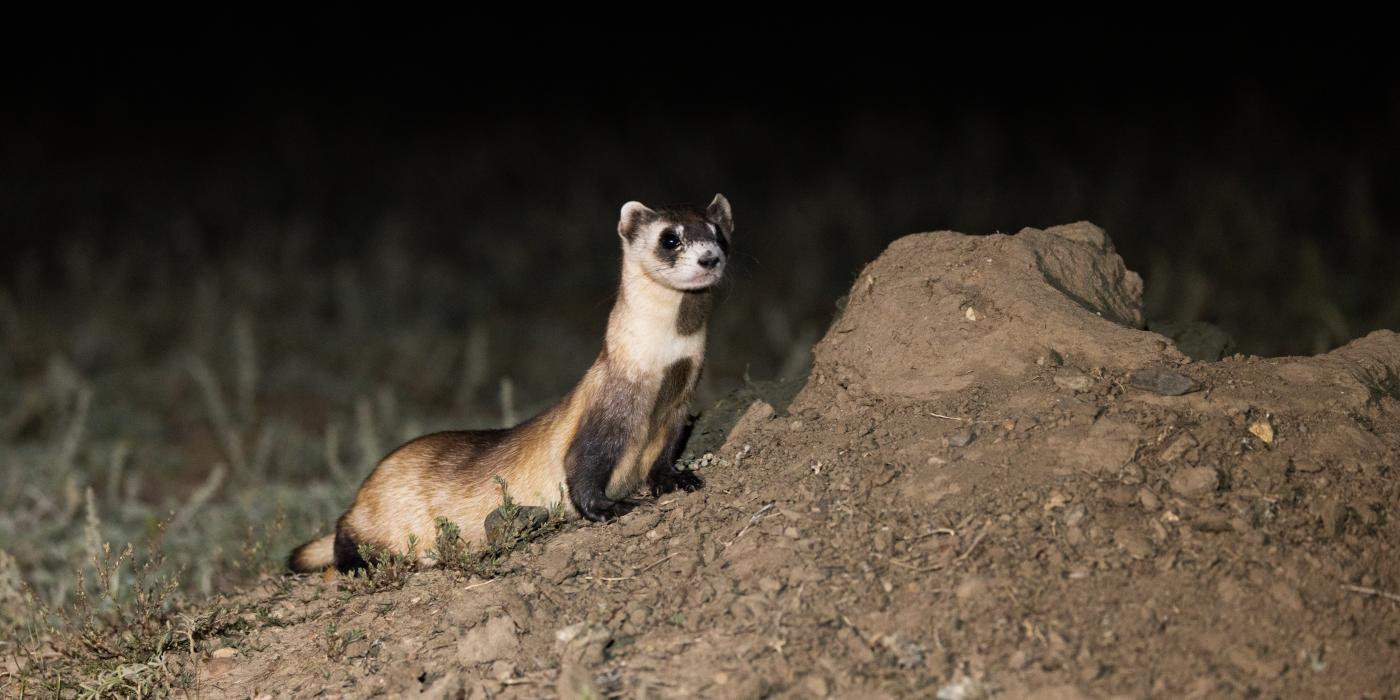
[590,552,681,582]
[954,526,988,564]
[723,503,775,548]
[1341,584,1400,604]
[910,527,958,541]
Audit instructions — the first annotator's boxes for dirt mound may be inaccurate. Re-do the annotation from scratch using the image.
[816,223,1161,398]
[190,225,1399,698]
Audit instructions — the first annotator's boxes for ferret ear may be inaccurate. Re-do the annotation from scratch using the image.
[706,193,733,235]
[618,201,657,241]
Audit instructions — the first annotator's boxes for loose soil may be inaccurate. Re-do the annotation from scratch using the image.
[181,224,1400,698]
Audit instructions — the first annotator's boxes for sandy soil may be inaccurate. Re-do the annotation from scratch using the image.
[188,223,1400,699]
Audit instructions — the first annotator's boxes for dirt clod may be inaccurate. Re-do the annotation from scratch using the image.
[1114,529,1154,559]
[1249,418,1276,445]
[1128,367,1200,395]
[1159,433,1198,462]
[1136,487,1161,511]
[948,428,975,447]
[1054,371,1093,392]
[456,615,519,665]
[1170,467,1219,497]
[484,505,551,547]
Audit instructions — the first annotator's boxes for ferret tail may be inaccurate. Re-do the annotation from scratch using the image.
[288,533,336,573]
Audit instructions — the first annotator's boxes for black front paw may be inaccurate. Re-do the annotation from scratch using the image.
[575,495,639,522]
[648,468,705,497]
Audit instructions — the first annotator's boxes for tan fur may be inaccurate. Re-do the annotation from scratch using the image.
[289,196,728,572]
[338,399,581,555]
[289,533,335,571]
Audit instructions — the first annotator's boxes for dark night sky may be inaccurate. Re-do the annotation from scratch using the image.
[3,26,1397,358]
[11,28,1391,132]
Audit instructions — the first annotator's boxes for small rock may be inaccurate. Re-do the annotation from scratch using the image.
[1103,485,1135,506]
[1148,519,1169,543]
[457,615,518,665]
[800,674,831,697]
[948,429,975,447]
[1008,649,1031,669]
[1249,419,1275,445]
[1037,349,1065,367]
[1114,529,1154,559]
[1159,433,1198,462]
[1137,488,1161,511]
[1054,371,1093,393]
[627,605,653,626]
[879,634,927,668]
[210,647,237,659]
[1119,463,1144,485]
[1188,509,1232,532]
[555,622,587,644]
[1269,581,1304,612]
[1062,504,1087,528]
[964,306,981,321]
[1128,367,1200,396]
[555,623,612,666]
[540,548,577,584]
[936,677,986,700]
[489,660,515,682]
[1169,467,1218,498]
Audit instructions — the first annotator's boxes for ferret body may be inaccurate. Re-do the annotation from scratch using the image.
[288,195,732,573]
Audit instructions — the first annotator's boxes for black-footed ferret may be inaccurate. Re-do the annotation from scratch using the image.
[289,194,732,573]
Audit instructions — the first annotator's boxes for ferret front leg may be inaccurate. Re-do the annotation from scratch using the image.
[566,409,640,521]
[647,412,704,497]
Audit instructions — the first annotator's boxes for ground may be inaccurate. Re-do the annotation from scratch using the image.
[8,223,1400,698]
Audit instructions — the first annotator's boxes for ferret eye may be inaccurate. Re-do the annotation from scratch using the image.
[660,231,681,250]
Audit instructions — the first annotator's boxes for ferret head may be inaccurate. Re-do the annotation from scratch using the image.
[617,194,732,292]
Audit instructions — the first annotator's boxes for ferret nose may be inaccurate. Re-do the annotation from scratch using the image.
[698,253,721,270]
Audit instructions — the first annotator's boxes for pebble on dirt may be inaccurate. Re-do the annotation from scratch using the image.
[1169,467,1219,497]
[1128,367,1200,395]
[948,428,975,447]
[1249,418,1275,444]
[1054,371,1093,392]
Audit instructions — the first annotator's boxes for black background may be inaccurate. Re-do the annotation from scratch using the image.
[5,26,1397,369]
